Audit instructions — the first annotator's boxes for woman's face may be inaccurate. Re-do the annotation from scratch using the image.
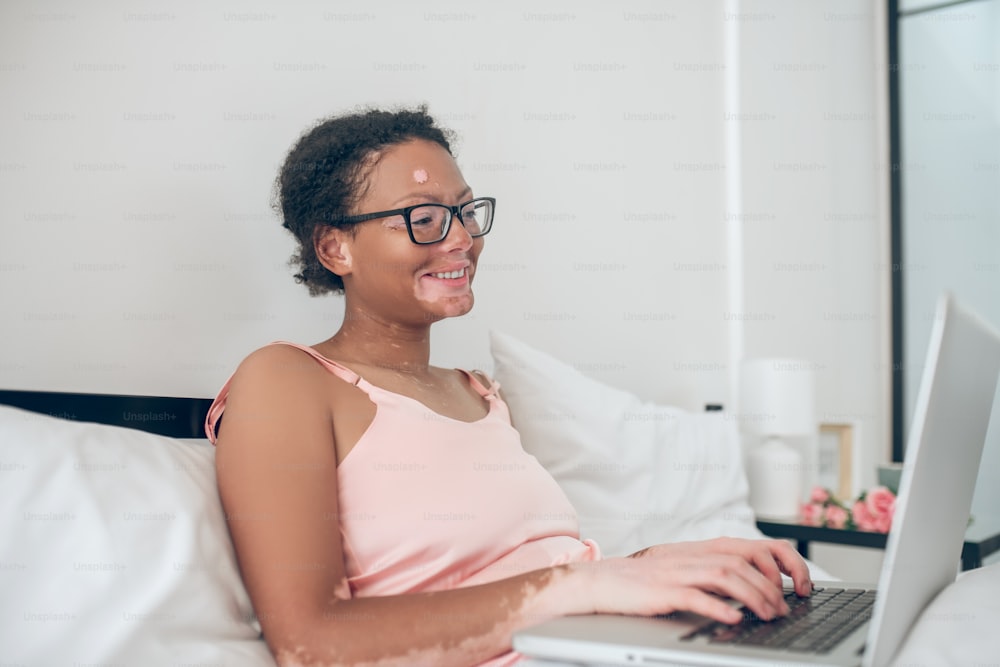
[331,139,484,325]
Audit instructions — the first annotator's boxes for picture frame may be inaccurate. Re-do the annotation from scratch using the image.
[817,423,855,500]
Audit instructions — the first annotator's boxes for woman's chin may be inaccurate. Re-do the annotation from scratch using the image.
[421,294,475,321]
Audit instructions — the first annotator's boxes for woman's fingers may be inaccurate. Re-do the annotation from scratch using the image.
[767,541,814,596]
[707,555,788,620]
[704,538,814,600]
[667,588,743,624]
[597,538,815,622]
[656,554,786,621]
[742,543,785,590]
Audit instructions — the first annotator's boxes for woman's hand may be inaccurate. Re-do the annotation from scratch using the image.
[576,537,813,624]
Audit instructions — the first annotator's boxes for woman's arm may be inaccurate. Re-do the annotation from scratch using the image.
[216,345,811,667]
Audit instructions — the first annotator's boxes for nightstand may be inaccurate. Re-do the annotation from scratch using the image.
[756,514,1000,571]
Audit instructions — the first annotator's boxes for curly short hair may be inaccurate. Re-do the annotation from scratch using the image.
[274,105,454,296]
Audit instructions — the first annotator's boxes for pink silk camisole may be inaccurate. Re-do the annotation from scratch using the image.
[205,341,601,666]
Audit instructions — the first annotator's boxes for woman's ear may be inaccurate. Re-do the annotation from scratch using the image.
[315,227,354,277]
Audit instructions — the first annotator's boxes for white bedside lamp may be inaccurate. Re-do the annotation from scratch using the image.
[739,359,816,521]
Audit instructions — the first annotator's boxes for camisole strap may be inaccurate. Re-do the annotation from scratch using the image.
[266,340,364,386]
[458,368,501,400]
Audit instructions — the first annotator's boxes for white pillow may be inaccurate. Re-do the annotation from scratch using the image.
[0,405,274,666]
[489,330,765,557]
[891,561,1000,665]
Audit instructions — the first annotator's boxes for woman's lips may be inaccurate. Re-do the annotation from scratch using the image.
[428,267,466,280]
[421,263,472,282]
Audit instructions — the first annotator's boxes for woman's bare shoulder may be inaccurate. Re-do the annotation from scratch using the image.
[237,341,323,372]
[217,344,334,438]
[226,343,332,393]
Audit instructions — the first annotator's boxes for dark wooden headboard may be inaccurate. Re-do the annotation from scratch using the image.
[0,389,213,438]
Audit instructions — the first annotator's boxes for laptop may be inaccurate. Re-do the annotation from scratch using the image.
[514,293,1000,667]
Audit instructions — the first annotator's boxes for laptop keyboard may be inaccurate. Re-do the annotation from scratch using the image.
[680,586,876,654]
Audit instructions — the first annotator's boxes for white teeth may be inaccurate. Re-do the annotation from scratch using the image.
[431,268,465,279]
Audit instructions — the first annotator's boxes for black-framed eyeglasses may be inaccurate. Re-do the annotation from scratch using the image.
[334,197,495,245]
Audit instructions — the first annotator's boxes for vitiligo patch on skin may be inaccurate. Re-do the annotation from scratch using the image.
[412,168,429,184]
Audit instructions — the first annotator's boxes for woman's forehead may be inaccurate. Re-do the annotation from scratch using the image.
[362,140,467,199]
[371,140,457,177]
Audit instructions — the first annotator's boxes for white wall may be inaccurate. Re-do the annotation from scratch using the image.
[1,0,733,408]
[734,0,892,493]
[0,0,891,572]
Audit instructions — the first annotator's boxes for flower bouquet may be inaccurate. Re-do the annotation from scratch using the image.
[800,485,896,533]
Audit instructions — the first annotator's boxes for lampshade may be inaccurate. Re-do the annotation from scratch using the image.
[739,359,816,436]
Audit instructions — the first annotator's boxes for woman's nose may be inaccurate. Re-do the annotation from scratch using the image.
[439,213,474,251]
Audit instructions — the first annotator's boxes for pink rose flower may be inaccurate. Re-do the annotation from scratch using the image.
[810,486,830,504]
[824,504,849,530]
[860,486,896,533]
[866,486,896,518]
[852,499,877,531]
[873,512,894,533]
[801,503,824,526]
[799,485,897,532]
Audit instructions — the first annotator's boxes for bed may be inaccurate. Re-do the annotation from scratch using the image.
[3,333,998,665]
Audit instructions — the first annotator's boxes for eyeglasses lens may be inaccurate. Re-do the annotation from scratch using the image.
[408,199,493,244]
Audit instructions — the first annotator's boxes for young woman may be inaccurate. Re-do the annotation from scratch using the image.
[207,107,812,667]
